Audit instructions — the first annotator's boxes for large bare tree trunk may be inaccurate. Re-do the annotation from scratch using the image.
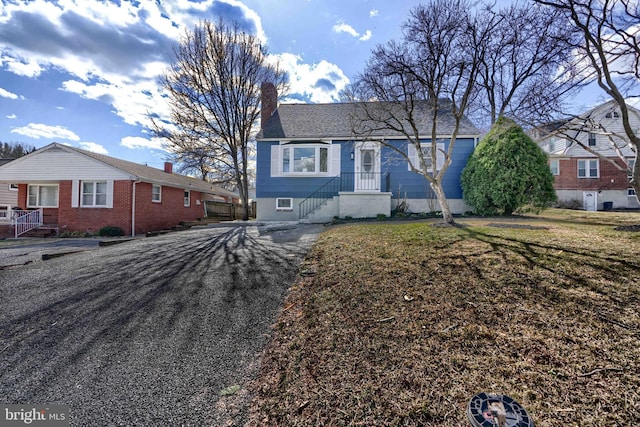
[430,181,455,225]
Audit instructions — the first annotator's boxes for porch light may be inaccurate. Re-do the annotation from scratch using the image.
[350,151,354,160]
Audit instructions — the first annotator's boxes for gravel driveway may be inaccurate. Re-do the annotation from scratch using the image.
[0,224,323,426]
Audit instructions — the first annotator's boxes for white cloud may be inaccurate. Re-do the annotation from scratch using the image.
[61,77,169,128]
[272,53,349,103]
[121,136,166,150]
[0,0,266,130]
[10,123,80,141]
[6,114,17,119]
[359,30,372,42]
[333,22,359,38]
[370,9,379,18]
[332,21,372,42]
[79,142,108,154]
[1,56,44,78]
[0,87,20,99]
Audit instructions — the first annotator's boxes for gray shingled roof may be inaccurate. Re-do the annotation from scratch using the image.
[258,100,480,140]
[54,143,238,198]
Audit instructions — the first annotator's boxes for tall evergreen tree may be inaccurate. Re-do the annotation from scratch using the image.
[462,117,557,215]
[0,142,35,159]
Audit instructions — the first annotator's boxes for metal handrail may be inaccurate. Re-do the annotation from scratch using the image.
[13,208,43,238]
[299,176,341,219]
[298,172,390,219]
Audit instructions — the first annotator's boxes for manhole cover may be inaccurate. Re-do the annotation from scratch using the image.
[467,392,534,427]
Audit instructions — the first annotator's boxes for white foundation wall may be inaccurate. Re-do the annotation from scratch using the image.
[338,192,392,219]
[556,190,640,210]
[393,198,472,215]
[257,195,474,222]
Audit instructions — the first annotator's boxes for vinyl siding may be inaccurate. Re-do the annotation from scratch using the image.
[256,138,476,199]
[0,147,131,181]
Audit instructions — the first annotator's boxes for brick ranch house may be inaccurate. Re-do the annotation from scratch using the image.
[0,143,238,237]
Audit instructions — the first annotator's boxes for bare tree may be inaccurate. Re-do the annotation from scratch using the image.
[475,1,584,127]
[535,0,640,193]
[153,20,286,219]
[346,0,488,225]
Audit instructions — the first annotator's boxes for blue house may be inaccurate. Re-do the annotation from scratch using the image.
[255,84,480,222]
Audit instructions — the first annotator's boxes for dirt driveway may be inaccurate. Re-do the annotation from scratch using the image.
[0,224,323,426]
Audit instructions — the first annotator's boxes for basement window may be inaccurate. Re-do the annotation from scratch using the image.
[276,198,293,211]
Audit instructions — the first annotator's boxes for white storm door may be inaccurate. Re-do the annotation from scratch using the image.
[583,191,597,211]
[355,145,380,191]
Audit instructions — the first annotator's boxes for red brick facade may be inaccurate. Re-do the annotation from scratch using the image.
[16,180,206,236]
[553,157,631,191]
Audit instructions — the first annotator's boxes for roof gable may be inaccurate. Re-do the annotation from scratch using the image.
[0,143,238,198]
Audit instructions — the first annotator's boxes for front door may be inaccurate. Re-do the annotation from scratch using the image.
[355,144,380,191]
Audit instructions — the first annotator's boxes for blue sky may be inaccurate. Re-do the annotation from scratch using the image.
[0,0,628,168]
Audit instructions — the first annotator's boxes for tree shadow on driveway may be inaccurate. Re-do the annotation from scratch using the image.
[0,225,322,426]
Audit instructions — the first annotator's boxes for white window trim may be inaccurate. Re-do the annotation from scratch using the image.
[271,142,340,178]
[628,188,636,197]
[8,184,18,191]
[184,190,190,207]
[282,144,330,176]
[0,204,10,221]
[27,184,59,208]
[152,184,162,203]
[276,198,293,211]
[408,142,445,172]
[81,181,108,208]
[550,159,560,176]
[577,159,599,178]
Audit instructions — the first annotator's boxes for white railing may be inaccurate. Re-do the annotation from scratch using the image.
[12,208,43,238]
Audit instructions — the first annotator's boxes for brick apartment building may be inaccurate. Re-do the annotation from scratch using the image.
[535,100,640,210]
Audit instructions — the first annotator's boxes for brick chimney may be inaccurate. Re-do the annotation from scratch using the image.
[164,162,173,174]
[261,82,277,129]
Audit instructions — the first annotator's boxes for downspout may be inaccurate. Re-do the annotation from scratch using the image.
[131,179,141,237]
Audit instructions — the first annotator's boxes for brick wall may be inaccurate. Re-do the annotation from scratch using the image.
[17,181,206,236]
[554,157,631,191]
[133,183,205,234]
[58,180,133,235]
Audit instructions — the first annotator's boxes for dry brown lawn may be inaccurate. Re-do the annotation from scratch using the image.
[248,209,640,426]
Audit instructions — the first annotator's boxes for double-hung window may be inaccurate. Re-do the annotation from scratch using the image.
[588,133,596,146]
[82,181,108,207]
[549,159,559,176]
[577,159,598,178]
[282,145,328,174]
[408,142,445,172]
[27,184,59,208]
[152,184,162,203]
